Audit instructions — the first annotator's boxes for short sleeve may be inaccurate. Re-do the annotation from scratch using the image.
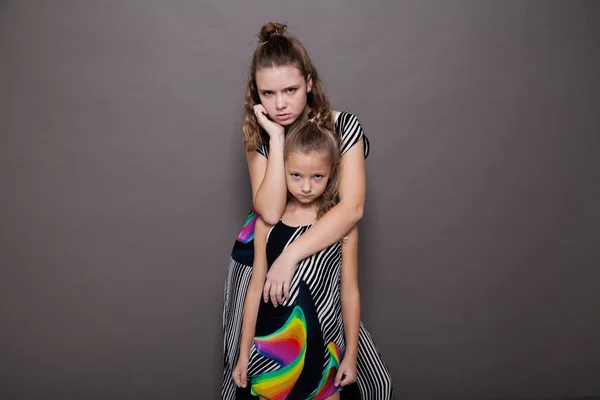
[335,111,370,159]
[256,143,270,158]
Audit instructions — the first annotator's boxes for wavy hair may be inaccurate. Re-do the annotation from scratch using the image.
[243,21,333,151]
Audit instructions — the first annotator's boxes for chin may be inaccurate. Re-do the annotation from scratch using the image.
[278,118,297,127]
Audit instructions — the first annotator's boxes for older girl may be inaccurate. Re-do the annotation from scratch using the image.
[223,22,393,400]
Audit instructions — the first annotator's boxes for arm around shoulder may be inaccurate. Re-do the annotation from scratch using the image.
[338,138,366,223]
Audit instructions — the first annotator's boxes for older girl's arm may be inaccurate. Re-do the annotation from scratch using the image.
[284,139,365,260]
[264,139,366,303]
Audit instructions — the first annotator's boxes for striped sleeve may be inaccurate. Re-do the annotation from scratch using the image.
[256,143,269,158]
[335,111,370,158]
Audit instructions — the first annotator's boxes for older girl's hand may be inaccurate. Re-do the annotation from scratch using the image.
[253,104,284,139]
[263,250,298,306]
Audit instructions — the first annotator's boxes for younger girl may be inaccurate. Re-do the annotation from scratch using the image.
[233,117,361,399]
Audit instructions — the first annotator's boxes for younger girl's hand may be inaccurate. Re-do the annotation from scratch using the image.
[253,104,284,138]
[334,358,357,387]
[232,357,249,388]
[263,251,298,306]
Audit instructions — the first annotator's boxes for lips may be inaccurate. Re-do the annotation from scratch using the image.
[276,113,292,119]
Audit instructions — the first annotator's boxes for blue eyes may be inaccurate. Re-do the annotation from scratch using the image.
[261,88,298,96]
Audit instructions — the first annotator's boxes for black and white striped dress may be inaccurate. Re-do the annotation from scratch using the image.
[222,112,393,399]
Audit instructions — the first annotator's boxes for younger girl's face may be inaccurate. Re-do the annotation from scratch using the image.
[285,150,332,204]
[255,65,312,127]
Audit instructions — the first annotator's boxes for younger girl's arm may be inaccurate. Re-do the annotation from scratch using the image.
[232,217,270,388]
[335,225,360,387]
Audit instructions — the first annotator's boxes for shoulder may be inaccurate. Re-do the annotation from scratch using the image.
[334,110,360,127]
[255,142,269,158]
[332,110,370,158]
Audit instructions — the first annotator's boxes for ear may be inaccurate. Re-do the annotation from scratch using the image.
[306,74,313,93]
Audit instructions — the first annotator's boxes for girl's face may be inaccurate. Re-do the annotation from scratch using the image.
[285,150,331,204]
[255,65,312,127]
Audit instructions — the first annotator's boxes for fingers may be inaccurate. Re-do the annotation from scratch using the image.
[283,280,290,302]
[240,369,247,388]
[253,104,266,115]
[275,282,284,304]
[264,264,294,307]
[253,104,268,122]
[340,371,355,386]
[253,104,266,112]
[233,365,248,388]
[233,368,241,387]
[253,104,285,138]
[264,276,279,307]
[264,280,289,307]
[334,368,356,387]
[232,370,238,386]
[270,283,279,307]
[334,369,343,387]
[263,275,278,307]
[263,280,271,303]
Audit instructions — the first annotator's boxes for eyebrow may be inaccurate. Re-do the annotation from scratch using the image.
[258,85,299,92]
[289,171,328,176]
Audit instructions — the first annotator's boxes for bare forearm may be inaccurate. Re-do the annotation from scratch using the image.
[284,201,362,262]
[239,283,264,357]
[254,136,287,224]
[341,288,360,361]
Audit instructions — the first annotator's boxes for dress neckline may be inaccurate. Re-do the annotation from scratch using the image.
[278,219,313,229]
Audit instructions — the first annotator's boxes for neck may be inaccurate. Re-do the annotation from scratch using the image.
[287,198,318,213]
[283,198,319,226]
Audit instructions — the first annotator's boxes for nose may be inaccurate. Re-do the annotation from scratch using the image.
[300,180,311,194]
[275,94,286,111]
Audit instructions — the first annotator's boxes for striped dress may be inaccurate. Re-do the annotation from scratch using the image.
[222,111,393,399]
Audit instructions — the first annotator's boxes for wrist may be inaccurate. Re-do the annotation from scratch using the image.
[239,347,251,360]
[343,350,358,363]
[269,133,285,144]
[283,243,302,264]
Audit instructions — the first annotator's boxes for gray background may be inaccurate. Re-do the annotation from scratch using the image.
[1,1,599,399]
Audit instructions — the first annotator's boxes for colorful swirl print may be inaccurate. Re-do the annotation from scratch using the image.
[308,342,342,400]
[250,306,307,399]
[237,209,258,244]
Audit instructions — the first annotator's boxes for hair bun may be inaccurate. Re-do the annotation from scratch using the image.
[258,21,288,43]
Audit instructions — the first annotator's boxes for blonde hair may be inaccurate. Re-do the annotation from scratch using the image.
[284,114,341,219]
[243,21,333,151]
